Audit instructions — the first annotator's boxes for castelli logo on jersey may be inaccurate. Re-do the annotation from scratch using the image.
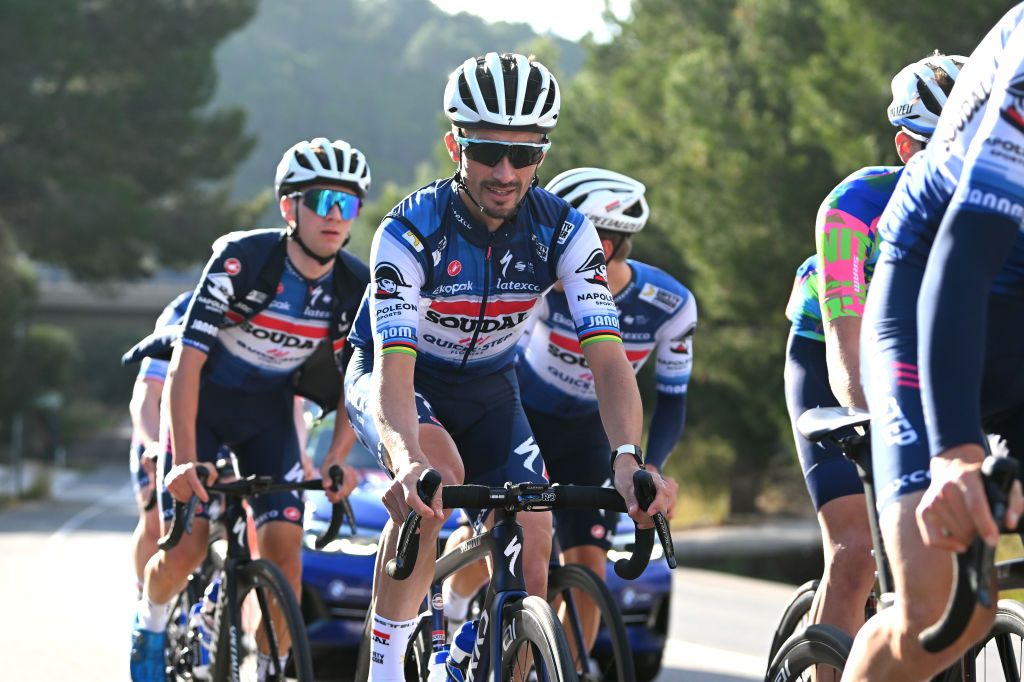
[224,258,242,276]
[284,506,301,522]
[277,282,285,295]
[447,260,462,276]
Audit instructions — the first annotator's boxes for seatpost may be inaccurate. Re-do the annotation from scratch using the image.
[848,437,894,596]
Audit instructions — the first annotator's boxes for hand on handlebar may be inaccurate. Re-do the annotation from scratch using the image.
[383,460,440,523]
[613,462,673,528]
[321,462,357,503]
[917,445,1023,552]
[165,461,217,504]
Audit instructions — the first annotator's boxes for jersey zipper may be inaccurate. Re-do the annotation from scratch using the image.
[459,237,494,371]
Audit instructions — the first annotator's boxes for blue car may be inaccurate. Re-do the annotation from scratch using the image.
[299,415,671,681]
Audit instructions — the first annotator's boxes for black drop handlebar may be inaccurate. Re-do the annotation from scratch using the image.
[919,455,1019,653]
[157,465,352,551]
[385,468,677,582]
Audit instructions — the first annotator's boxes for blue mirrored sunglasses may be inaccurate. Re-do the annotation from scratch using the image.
[300,188,361,220]
[454,135,551,169]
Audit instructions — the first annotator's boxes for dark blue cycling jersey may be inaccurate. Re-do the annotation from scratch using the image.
[516,259,695,469]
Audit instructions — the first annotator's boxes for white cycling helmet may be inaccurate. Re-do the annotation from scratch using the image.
[274,137,371,198]
[444,52,560,134]
[546,167,650,234]
[887,52,966,141]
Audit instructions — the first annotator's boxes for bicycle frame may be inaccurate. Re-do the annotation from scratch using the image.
[426,507,533,681]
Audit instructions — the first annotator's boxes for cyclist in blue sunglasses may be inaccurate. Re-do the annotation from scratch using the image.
[129,137,370,682]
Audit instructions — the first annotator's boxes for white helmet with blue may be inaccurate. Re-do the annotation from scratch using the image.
[887,52,967,141]
[546,167,649,234]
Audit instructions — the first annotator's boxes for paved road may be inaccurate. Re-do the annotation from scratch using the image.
[0,465,796,680]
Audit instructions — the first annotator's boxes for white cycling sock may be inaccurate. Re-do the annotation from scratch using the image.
[256,651,288,681]
[368,614,419,681]
[442,581,471,622]
[136,595,172,633]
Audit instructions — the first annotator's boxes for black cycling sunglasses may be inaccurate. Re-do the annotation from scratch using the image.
[454,135,551,169]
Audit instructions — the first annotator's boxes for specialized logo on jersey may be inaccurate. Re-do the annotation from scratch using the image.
[224,258,242,276]
[575,250,609,288]
[374,262,409,300]
[639,283,682,313]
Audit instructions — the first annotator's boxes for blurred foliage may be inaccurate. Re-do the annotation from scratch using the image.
[211,0,584,224]
[537,0,1009,513]
[0,0,262,280]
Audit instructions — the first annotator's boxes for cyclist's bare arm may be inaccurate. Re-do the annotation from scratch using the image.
[166,344,212,501]
[129,376,163,447]
[373,351,437,518]
[823,316,866,408]
[320,389,359,500]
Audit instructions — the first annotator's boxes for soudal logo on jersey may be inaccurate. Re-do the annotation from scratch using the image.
[238,322,320,349]
[374,262,409,300]
[425,299,535,334]
[575,250,609,288]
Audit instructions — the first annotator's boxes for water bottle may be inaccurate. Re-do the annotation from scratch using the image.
[189,575,221,679]
[446,619,478,681]
[425,647,450,682]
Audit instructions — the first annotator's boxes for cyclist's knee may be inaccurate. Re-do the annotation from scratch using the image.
[520,511,553,593]
[158,535,207,579]
[562,544,607,578]
[823,537,875,591]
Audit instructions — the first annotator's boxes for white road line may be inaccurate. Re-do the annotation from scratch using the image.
[46,482,135,549]
[662,638,766,678]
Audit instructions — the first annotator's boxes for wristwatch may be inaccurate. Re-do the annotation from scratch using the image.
[610,444,644,472]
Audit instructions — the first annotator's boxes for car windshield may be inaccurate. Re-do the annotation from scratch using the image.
[307,414,378,470]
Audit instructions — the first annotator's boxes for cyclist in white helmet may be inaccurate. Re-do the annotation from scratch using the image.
[349,53,673,680]
[441,167,694,654]
[129,138,368,682]
[783,51,964,646]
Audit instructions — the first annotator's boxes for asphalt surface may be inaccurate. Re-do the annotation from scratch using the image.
[0,464,798,680]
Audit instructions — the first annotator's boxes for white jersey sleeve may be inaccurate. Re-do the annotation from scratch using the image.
[554,218,622,347]
[653,294,697,394]
[369,224,426,358]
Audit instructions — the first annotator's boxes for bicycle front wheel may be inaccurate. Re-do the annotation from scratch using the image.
[210,559,314,681]
[763,623,851,682]
[548,564,635,681]
[968,599,1024,681]
[500,596,580,682]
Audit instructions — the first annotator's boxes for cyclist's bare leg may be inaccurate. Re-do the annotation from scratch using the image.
[810,493,875,635]
[843,492,996,681]
[374,423,464,621]
[143,517,210,608]
[132,500,162,589]
[558,544,606,653]
[443,524,489,614]
[253,520,303,654]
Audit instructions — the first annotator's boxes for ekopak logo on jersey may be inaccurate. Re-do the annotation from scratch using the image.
[374,262,409,300]
[575,249,610,289]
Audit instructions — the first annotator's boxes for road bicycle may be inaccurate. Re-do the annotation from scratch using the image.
[356,468,676,681]
[764,407,1024,682]
[160,466,352,681]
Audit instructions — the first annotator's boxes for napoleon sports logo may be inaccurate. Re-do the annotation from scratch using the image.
[374,262,410,300]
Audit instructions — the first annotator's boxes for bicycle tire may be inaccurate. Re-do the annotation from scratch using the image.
[766,579,819,667]
[499,595,580,682]
[210,559,314,681]
[763,623,851,682]
[548,564,636,682]
[963,599,1024,681]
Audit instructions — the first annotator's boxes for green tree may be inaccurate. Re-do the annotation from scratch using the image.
[0,0,261,280]
[549,0,1009,514]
